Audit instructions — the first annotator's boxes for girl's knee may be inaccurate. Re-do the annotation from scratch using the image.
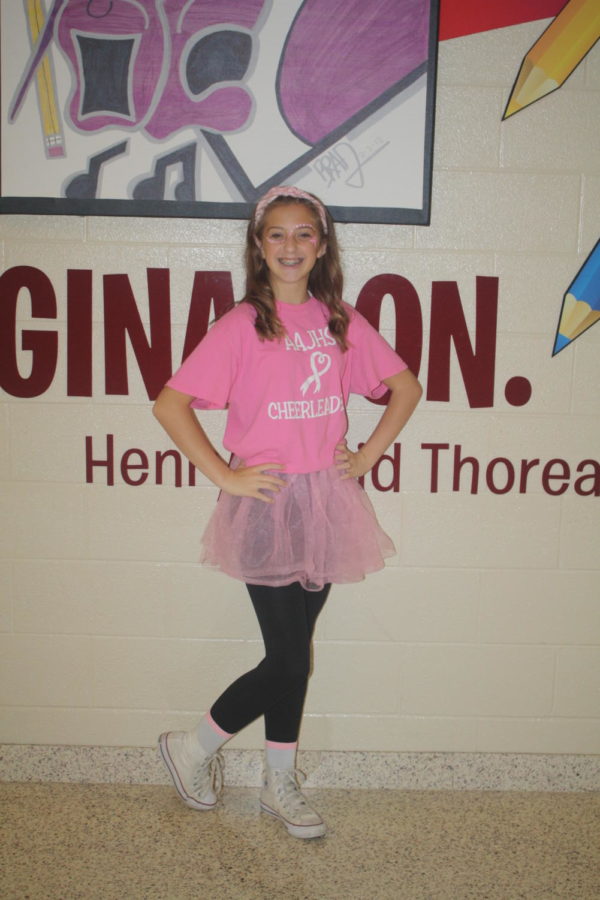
[264,656,310,692]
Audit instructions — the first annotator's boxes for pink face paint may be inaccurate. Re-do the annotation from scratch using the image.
[295,224,319,246]
[264,224,319,245]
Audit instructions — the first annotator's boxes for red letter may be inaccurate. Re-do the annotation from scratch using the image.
[104,268,172,399]
[427,277,498,408]
[120,448,149,486]
[182,271,235,361]
[421,443,450,492]
[67,269,93,396]
[453,444,479,494]
[86,434,115,485]
[155,448,183,487]
[486,457,515,494]
[358,442,401,492]
[0,266,57,398]
[371,442,401,492]
[355,274,423,405]
[574,460,600,496]
[541,459,570,496]
[519,458,540,492]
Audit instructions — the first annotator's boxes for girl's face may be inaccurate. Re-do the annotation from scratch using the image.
[258,202,326,303]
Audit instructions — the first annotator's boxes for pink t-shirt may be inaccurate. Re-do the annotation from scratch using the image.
[167,297,407,474]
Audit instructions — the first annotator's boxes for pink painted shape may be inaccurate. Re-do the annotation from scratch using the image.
[278,0,430,145]
[56,0,164,131]
[143,0,265,140]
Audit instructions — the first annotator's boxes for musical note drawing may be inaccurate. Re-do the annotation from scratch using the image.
[132,144,197,202]
[64,140,128,199]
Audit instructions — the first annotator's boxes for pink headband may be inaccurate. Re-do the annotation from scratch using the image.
[254,186,328,234]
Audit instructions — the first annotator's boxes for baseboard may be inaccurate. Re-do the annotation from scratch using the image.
[1,745,598,791]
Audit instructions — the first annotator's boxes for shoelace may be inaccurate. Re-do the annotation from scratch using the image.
[192,750,224,798]
[273,768,312,816]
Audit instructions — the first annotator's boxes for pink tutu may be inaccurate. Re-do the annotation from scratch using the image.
[200,464,395,591]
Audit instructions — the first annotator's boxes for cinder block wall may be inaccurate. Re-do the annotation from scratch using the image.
[1,21,599,761]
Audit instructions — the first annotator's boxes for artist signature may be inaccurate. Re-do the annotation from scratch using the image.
[312,138,390,189]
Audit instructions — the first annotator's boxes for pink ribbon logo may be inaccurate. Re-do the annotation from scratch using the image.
[300,352,331,396]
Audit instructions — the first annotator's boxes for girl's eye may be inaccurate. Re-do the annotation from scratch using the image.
[264,226,317,243]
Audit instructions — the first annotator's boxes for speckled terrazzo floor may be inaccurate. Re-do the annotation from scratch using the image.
[1,783,599,900]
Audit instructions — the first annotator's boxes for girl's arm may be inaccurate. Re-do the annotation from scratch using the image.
[153,386,285,502]
[335,369,422,479]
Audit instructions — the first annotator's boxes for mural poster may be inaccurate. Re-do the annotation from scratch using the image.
[1,0,439,224]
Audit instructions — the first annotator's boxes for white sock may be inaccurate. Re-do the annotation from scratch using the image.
[265,741,297,771]
[195,712,233,756]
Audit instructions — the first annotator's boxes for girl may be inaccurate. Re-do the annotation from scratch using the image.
[153,186,422,839]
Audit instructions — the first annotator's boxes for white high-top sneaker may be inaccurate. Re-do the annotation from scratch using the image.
[158,731,223,811]
[260,768,326,839]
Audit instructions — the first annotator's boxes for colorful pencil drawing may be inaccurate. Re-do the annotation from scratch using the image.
[553,239,600,355]
[503,0,600,119]
[1,0,439,224]
[499,0,600,354]
[24,0,65,158]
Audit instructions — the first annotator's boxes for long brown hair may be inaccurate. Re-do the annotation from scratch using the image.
[241,191,349,351]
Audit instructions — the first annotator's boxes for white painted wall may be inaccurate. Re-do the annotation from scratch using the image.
[1,21,599,756]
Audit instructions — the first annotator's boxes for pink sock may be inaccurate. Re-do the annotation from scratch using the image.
[265,740,297,770]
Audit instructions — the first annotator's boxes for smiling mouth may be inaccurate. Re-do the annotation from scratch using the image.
[279,258,302,266]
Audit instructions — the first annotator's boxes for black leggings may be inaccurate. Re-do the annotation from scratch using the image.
[210,582,330,743]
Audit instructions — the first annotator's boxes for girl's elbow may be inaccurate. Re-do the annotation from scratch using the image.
[153,386,194,424]
[152,395,163,421]
[152,388,171,422]
[402,370,423,404]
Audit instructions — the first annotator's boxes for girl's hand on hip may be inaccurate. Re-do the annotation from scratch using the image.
[335,441,370,479]
[221,463,286,502]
